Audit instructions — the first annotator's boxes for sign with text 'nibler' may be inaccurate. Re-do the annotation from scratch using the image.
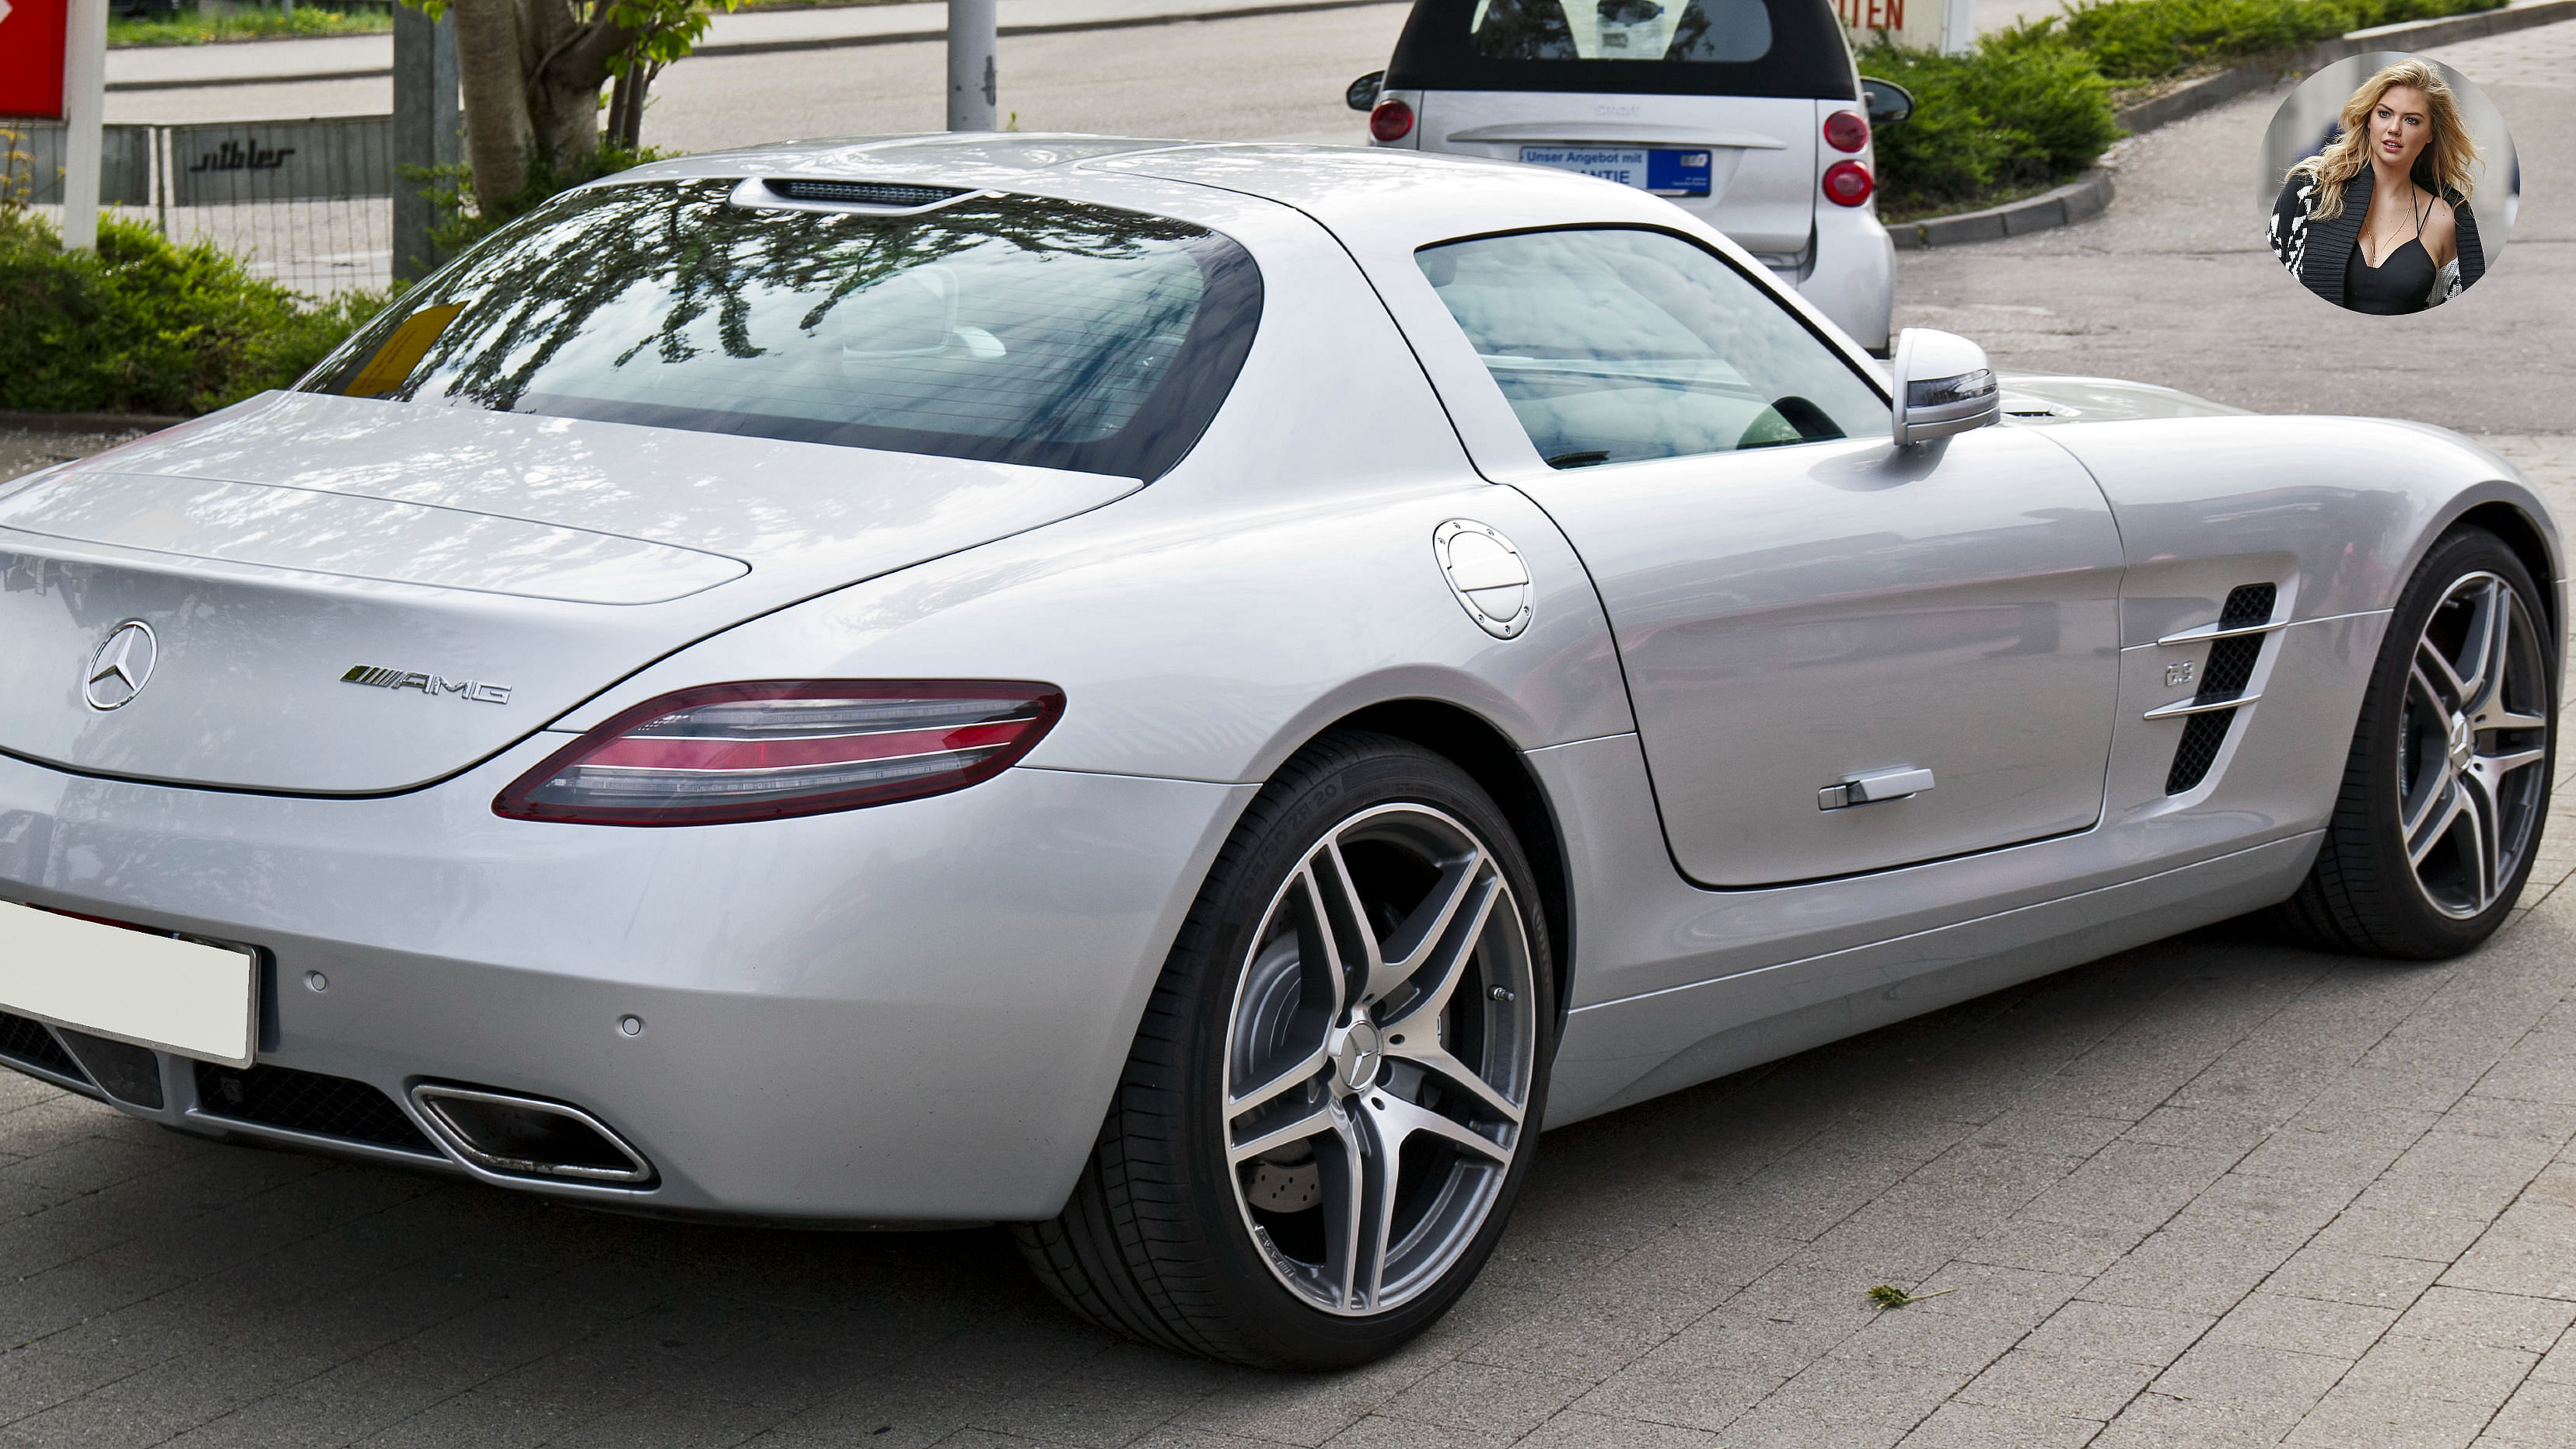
[0,0,70,121]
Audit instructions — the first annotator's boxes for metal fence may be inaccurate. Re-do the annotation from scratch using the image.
[5,116,398,295]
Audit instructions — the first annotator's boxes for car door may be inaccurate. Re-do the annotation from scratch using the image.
[1413,227,2125,886]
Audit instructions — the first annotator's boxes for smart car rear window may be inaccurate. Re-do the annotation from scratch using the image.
[1384,0,1855,100]
[302,182,1262,482]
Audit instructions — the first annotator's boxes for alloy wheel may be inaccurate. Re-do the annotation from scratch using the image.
[1220,803,1536,1316]
[2399,571,2552,919]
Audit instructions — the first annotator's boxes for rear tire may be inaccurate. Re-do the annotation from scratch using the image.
[1015,731,1556,1369]
[2277,527,2557,958]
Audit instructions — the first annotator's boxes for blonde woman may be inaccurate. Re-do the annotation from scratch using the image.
[2269,59,2485,314]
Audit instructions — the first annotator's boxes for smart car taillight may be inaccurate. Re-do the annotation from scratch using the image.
[493,681,1064,826]
[1370,98,1415,142]
[1823,159,1874,207]
[1823,110,1869,153]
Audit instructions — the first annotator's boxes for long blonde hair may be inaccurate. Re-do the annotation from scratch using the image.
[2291,59,2481,222]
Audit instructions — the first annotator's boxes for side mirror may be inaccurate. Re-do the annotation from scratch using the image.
[1859,76,1914,127]
[1347,71,1386,112]
[1890,328,1999,445]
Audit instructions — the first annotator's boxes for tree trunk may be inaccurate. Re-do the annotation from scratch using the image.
[450,0,534,204]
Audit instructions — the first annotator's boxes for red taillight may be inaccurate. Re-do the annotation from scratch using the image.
[493,681,1064,827]
[1823,110,1869,153]
[1370,98,1415,143]
[1823,159,1874,207]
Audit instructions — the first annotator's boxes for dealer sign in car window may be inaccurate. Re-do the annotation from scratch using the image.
[1517,145,1714,195]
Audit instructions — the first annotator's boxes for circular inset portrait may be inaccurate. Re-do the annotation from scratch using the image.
[2263,53,2520,316]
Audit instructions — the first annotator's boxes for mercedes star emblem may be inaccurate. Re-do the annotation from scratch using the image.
[83,621,159,711]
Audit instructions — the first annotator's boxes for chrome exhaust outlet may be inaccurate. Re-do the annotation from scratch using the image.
[409,1084,654,1185]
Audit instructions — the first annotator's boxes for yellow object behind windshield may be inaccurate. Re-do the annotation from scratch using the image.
[342,303,465,397]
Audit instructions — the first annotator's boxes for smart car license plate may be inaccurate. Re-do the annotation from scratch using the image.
[1518,146,1712,197]
[0,900,256,1067]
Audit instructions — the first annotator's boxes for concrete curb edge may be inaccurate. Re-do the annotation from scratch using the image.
[1888,167,2113,250]
[1885,0,2573,249]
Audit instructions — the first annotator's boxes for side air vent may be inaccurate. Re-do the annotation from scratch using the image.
[195,1061,441,1155]
[764,179,970,208]
[2166,583,2280,794]
[0,1011,93,1089]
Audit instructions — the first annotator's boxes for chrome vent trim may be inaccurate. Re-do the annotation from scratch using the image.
[2162,583,2280,794]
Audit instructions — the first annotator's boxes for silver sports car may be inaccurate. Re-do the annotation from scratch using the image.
[0,136,2557,1370]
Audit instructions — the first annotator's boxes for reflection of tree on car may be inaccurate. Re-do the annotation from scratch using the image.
[316,183,1251,477]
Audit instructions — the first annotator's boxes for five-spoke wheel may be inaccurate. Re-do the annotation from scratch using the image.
[1018,733,1554,1369]
[2284,529,2557,957]
[2396,571,2552,920]
[1223,803,1536,1317]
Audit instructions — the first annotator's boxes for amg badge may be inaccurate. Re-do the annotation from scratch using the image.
[341,665,512,705]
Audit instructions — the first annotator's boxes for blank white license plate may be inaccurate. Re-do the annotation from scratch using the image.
[0,900,256,1067]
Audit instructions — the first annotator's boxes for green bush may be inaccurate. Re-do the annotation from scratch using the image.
[1862,35,2117,218]
[109,8,390,47]
[2031,0,2504,82]
[0,208,384,416]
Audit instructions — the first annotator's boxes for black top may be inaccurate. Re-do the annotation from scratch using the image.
[2270,162,2483,313]
[2344,236,2435,315]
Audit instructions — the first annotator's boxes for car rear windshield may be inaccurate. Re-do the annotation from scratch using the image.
[1383,0,1855,100]
[302,181,1262,481]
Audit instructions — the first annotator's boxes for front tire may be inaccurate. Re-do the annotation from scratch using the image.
[2280,526,2557,958]
[1015,732,1556,1369]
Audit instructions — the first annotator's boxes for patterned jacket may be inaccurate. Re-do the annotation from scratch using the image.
[2269,163,2484,310]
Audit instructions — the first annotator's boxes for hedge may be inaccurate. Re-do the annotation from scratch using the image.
[0,208,383,416]
[1869,0,2509,218]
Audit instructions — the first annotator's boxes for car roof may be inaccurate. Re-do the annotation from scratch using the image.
[612,132,1728,260]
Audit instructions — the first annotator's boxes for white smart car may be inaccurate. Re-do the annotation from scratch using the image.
[1353,0,1908,352]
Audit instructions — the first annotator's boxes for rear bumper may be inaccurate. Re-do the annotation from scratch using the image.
[1798,204,1894,354]
[0,739,1250,1222]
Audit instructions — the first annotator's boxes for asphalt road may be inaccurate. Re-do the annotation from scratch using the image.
[1893,23,2576,435]
[103,4,1414,145]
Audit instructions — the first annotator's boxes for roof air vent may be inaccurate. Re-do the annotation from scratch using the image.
[764,179,970,208]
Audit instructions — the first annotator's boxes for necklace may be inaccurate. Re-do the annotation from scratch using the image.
[2361,185,2431,268]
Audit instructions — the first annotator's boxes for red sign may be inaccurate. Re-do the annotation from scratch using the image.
[0,0,71,121]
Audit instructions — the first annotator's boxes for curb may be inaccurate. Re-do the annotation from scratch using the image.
[1890,0,2574,247]
[103,0,1396,91]
[0,410,187,434]
[1888,168,2112,250]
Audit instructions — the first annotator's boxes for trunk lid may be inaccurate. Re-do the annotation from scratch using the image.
[0,392,1140,794]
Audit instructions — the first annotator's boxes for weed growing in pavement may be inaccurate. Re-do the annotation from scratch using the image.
[1868,1283,1960,1309]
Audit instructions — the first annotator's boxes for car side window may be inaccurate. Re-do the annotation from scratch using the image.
[1417,228,1886,470]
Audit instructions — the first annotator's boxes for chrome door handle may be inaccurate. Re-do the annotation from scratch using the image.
[1819,767,1935,811]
